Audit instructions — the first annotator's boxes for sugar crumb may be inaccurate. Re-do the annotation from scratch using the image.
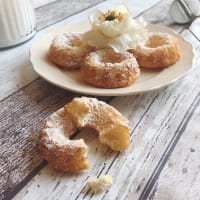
[88,175,113,193]
[21,148,27,158]
[28,133,36,142]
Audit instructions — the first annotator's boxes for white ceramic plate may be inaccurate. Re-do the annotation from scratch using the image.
[30,21,195,96]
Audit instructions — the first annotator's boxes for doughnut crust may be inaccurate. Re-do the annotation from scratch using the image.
[39,97,130,172]
[39,108,89,172]
[129,32,181,69]
[48,32,93,69]
[81,48,140,88]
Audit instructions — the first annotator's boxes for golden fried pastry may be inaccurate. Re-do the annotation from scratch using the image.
[81,48,140,88]
[39,107,89,172]
[129,32,181,69]
[39,97,130,172]
[65,97,130,151]
[48,32,93,69]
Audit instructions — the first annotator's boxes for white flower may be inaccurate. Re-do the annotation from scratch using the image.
[83,4,148,52]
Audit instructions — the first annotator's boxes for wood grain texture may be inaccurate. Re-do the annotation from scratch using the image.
[143,29,200,200]
[148,95,200,200]
[142,0,173,23]
[35,0,105,30]
[0,77,110,200]
[13,29,199,200]
[0,79,79,200]
[33,0,57,8]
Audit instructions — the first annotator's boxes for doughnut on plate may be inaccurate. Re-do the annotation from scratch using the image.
[30,20,195,96]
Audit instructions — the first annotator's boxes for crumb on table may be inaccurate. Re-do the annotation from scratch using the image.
[88,175,113,194]
[28,133,36,142]
[21,148,27,158]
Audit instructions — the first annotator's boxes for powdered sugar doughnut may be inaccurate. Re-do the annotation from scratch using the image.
[39,97,130,172]
[129,32,181,69]
[81,48,140,88]
[48,32,93,69]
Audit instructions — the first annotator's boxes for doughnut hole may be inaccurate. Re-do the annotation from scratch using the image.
[81,49,140,88]
[129,32,181,68]
[147,35,166,48]
[99,50,125,64]
[68,35,82,47]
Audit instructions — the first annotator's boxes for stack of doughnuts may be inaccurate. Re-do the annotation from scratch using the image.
[48,30,181,88]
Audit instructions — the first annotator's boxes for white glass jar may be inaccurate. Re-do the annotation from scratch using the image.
[0,0,36,48]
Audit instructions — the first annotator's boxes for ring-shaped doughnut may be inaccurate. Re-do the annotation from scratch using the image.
[48,33,93,69]
[81,48,140,88]
[129,32,181,69]
[39,97,130,172]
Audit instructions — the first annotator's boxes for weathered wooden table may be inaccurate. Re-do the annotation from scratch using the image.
[1,0,200,199]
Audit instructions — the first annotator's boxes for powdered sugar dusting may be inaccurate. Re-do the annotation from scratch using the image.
[87,49,140,73]
[148,32,173,44]
[51,32,93,55]
[41,108,82,148]
[72,97,129,129]
[40,97,130,153]
[52,32,83,49]
[135,32,175,55]
[49,32,94,68]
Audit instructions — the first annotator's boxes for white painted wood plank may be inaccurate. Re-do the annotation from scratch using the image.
[189,17,200,40]
[0,0,161,101]
[143,0,173,23]
[33,0,57,8]
[35,0,105,30]
[148,97,200,200]
[14,29,199,200]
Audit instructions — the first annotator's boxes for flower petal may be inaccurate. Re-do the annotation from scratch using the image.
[83,29,109,48]
[89,10,103,28]
[85,4,148,51]
[109,34,132,52]
[99,20,122,37]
